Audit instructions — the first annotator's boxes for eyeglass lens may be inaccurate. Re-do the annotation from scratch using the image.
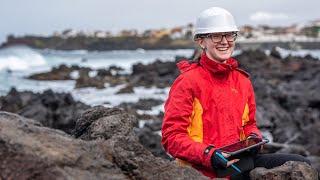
[210,33,237,42]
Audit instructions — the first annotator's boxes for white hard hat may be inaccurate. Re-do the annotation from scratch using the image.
[194,7,239,39]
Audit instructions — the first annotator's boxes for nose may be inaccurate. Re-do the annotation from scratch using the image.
[220,35,228,44]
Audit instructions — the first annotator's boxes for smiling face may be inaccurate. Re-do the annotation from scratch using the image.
[198,32,236,63]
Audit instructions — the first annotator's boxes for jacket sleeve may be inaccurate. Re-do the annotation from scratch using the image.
[161,75,215,169]
[243,81,262,138]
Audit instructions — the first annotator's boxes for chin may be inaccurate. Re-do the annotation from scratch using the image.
[217,55,231,61]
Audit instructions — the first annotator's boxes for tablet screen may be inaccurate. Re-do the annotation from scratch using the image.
[219,138,263,154]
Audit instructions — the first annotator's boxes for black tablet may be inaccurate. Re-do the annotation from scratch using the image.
[219,137,269,156]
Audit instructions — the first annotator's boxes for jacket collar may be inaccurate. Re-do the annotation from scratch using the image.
[199,52,238,74]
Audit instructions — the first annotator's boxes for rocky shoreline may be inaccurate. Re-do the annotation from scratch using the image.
[2,35,320,51]
[0,48,319,179]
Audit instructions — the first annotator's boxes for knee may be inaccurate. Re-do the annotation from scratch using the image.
[289,154,311,165]
[301,157,311,166]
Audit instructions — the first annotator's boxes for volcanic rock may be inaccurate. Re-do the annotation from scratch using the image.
[130,60,179,88]
[0,108,207,179]
[250,161,318,180]
[0,88,90,134]
[75,69,105,89]
[27,64,91,81]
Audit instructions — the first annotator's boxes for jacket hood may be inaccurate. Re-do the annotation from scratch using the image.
[176,59,198,73]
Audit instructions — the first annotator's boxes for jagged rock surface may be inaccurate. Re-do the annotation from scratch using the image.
[0,107,207,179]
[0,88,90,133]
[250,161,318,180]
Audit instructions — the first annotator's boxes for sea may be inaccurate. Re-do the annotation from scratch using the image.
[0,46,320,117]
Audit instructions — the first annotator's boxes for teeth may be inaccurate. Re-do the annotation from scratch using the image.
[217,47,228,51]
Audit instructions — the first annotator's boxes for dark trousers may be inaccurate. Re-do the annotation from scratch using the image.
[254,153,311,169]
[231,153,311,180]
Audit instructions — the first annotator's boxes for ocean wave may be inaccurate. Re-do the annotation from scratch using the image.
[0,46,46,71]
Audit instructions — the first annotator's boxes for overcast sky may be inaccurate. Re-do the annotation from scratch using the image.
[1,0,319,43]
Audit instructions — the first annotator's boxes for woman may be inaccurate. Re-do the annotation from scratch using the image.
[161,7,310,179]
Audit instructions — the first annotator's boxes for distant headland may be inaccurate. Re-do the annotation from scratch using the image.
[1,21,320,50]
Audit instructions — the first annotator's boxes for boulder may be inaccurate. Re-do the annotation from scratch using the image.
[250,161,318,180]
[0,88,90,134]
[0,111,126,179]
[0,88,35,112]
[0,107,206,179]
[0,106,207,179]
[71,106,207,179]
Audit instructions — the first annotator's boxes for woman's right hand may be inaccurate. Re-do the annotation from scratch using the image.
[221,152,240,167]
[211,150,239,169]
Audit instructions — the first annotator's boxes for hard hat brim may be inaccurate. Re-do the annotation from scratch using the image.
[195,26,239,35]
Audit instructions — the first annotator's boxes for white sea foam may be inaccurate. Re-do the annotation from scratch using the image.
[71,84,169,107]
[0,46,47,71]
[137,104,164,116]
[70,70,79,79]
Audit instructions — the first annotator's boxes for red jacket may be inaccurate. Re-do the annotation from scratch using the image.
[161,53,262,178]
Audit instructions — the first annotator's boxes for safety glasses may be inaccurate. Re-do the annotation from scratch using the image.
[204,32,238,43]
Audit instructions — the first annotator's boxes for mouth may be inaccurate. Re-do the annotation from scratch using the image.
[216,47,229,52]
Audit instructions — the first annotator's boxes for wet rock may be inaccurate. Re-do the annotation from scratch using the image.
[28,64,72,80]
[106,76,129,87]
[270,47,282,59]
[144,119,162,131]
[75,69,105,89]
[303,54,319,61]
[116,98,164,124]
[109,65,125,75]
[0,88,35,112]
[28,63,126,89]
[116,84,134,94]
[0,88,90,134]
[27,64,84,80]
[96,68,112,77]
[118,98,163,111]
[130,60,179,88]
[250,161,318,180]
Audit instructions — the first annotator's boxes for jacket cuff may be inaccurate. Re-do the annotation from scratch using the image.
[202,144,216,169]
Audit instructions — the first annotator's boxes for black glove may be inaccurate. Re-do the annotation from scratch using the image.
[211,149,228,169]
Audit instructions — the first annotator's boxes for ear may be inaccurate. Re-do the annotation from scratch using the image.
[196,39,206,49]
